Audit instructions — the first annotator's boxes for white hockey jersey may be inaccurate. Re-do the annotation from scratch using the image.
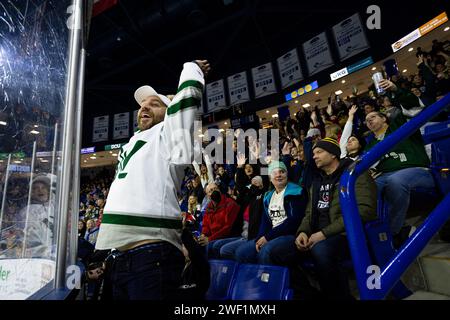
[95,62,205,251]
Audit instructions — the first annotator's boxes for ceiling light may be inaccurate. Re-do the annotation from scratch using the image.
[302,103,310,108]
[266,110,270,113]
[224,122,227,125]
[112,153,118,157]
[0,121,6,126]
[315,91,319,95]
[335,90,343,95]
[408,47,414,52]
[93,153,96,156]
[0,160,3,163]
[30,130,40,135]
[83,160,87,163]
[40,159,49,163]
[271,114,278,118]
[295,100,299,104]
[90,156,97,160]
[198,134,204,138]
[33,125,39,128]
[371,67,377,71]
[218,129,225,132]
[14,160,21,164]
[402,69,408,73]
[109,151,113,154]
[341,80,346,84]
[444,26,450,32]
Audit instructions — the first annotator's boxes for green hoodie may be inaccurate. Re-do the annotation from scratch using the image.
[365,112,429,173]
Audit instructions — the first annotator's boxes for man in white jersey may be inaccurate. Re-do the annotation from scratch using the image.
[95,60,210,300]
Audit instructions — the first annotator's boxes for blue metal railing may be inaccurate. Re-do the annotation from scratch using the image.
[339,93,450,300]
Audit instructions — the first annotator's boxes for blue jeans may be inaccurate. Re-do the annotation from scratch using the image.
[375,167,435,235]
[234,235,295,265]
[110,241,184,300]
[207,237,241,259]
[219,238,247,260]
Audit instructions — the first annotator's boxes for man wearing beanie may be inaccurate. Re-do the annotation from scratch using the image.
[283,137,377,300]
[234,160,308,265]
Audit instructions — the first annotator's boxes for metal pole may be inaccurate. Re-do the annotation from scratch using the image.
[22,141,37,257]
[0,154,12,233]
[54,0,83,289]
[48,123,59,215]
[70,47,86,266]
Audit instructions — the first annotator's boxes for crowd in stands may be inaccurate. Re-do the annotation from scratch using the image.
[77,38,450,300]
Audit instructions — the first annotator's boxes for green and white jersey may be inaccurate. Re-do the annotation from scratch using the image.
[95,62,204,251]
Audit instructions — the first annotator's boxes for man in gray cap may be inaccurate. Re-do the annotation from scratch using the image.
[95,60,210,300]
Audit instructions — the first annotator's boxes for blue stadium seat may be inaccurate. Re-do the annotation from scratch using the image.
[230,264,292,300]
[206,259,239,300]
[423,120,450,195]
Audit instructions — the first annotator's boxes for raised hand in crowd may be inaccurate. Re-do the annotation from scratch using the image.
[236,153,246,168]
[281,141,291,156]
[379,79,397,92]
[348,105,358,120]
[195,60,211,77]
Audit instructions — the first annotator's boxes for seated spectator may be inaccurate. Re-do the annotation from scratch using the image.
[234,161,307,265]
[365,108,434,248]
[339,105,367,161]
[292,137,377,300]
[85,219,100,246]
[78,219,87,238]
[209,175,265,260]
[197,183,240,257]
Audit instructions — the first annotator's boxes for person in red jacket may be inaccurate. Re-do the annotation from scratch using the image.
[197,183,240,257]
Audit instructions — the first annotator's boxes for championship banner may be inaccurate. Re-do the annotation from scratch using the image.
[251,63,277,98]
[277,49,303,89]
[113,112,129,140]
[206,79,227,113]
[332,13,370,61]
[303,32,334,76]
[227,71,250,106]
[92,115,109,143]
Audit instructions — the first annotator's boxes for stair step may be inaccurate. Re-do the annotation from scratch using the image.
[404,290,450,300]
[419,243,450,296]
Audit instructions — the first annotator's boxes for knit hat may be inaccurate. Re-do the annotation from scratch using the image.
[268,161,287,176]
[313,137,341,158]
[251,175,263,186]
[134,85,171,107]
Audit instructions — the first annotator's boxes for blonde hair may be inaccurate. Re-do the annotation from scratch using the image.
[325,124,341,140]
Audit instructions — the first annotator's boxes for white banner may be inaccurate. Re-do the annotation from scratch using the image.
[0,259,55,300]
[92,115,109,142]
[227,71,250,106]
[303,32,334,76]
[277,49,303,89]
[206,79,227,113]
[113,112,129,140]
[332,13,370,61]
[251,63,277,98]
[133,110,139,132]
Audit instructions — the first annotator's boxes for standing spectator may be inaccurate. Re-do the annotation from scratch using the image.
[95,59,210,300]
[85,219,100,246]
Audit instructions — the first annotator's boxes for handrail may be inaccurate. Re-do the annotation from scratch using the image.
[339,93,450,300]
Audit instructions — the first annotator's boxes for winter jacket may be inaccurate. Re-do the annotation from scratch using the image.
[201,194,240,241]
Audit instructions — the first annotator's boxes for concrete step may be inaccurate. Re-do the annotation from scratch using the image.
[404,290,450,300]
[419,242,450,296]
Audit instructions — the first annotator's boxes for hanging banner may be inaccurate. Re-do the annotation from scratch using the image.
[391,12,448,52]
[303,32,334,76]
[227,71,250,106]
[277,49,303,89]
[133,110,139,132]
[92,115,109,143]
[206,79,227,113]
[251,63,277,98]
[113,112,129,140]
[332,13,370,61]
